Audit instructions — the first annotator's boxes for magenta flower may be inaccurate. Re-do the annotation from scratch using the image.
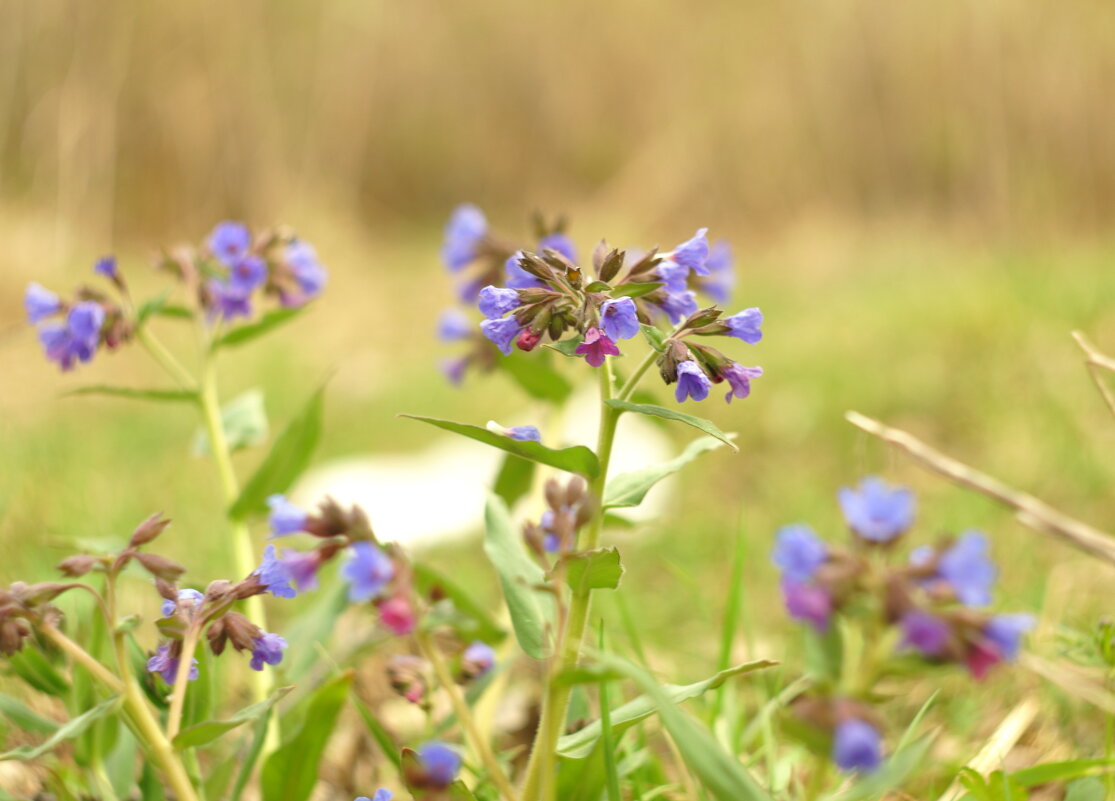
[575,327,620,368]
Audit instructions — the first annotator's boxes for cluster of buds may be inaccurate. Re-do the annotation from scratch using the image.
[523,476,595,558]
[23,222,327,372]
[436,205,762,401]
[773,477,1034,772]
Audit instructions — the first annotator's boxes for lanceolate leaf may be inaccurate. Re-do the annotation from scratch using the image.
[0,693,60,735]
[63,385,198,404]
[492,453,536,508]
[230,385,324,519]
[412,562,507,644]
[605,436,732,509]
[172,685,293,749]
[613,282,665,300]
[562,547,624,592]
[212,307,304,350]
[401,415,600,478]
[0,695,122,761]
[605,400,738,452]
[499,351,573,403]
[483,494,556,659]
[557,659,778,759]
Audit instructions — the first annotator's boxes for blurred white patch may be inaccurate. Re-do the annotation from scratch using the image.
[295,387,676,548]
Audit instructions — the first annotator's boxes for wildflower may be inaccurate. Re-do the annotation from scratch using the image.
[983,614,1034,662]
[478,285,521,319]
[280,549,322,592]
[161,588,205,618]
[507,425,541,442]
[480,317,521,356]
[209,221,252,266]
[701,241,735,304]
[838,477,915,543]
[461,641,496,679]
[660,290,698,324]
[267,494,309,537]
[417,741,461,787]
[668,228,710,275]
[833,718,882,772]
[441,204,487,272]
[674,360,711,402]
[936,532,996,607]
[900,610,951,657]
[772,525,828,582]
[656,261,690,294]
[724,308,763,344]
[538,232,577,262]
[208,280,252,321]
[355,791,393,801]
[505,252,544,290]
[575,327,621,367]
[229,255,268,293]
[255,545,297,599]
[38,302,105,370]
[147,645,199,685]
[93,256,118,280]
[285,240,328,300]
[378,596,416,635]
[600,297,640,341]
[440,356,468,385]
[437,309,472,341]
[25,283,61,323]
[342,542,395,602]
[723,363,763,403]
[249,632,288,671]
[781,577,832,631]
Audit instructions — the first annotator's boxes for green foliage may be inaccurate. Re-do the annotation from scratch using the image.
[193,389,268,454]
[498,351,573,403]
[561,546,625,592]
[412,562,506,644]
[212,307,305,350]
[492,453,535,508]
[0,695,122,761]
[604,399,738,451]
[62,385,199,404]
[172,685,292,750]
[604,435,731,508]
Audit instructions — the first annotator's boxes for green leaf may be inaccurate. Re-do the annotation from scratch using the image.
[562,547,624,592]
[584,281,612,292]
[1065,778,1106,801]
[0,693,59,735]
[482,494,556,659]
[557,659,778,759]
[1012,760,1115,787]
[822,735,935,801]
[604,400,738,452]
[0,695,122,761]
[137,294,192,325]
[499,352,573,403]
[63,385,198,404]
[193,389,269,455]
[212,306,304,350]
[492,453,535,508]
[7,646,70,696]
[639,323,667,352]
[173,685,293,749]
[281,576,349,682]
[260,671,353,801]
[401,415,600,478]
[229,385,324,519]
[547,336,585,357]
[412,563,506,645]
[612,282,664,300]
[604,436,731,509]
[352,696,402,771]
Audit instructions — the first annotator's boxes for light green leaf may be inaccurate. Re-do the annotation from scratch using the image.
[63,385,198,404]
[562,547,624,592]
[260,671,352,801]
[557,659,778,759]
[483,494,556,660]
[7,646,70,696]
[1012,760,1115,787]
[1066,778,1106,801]
[547,336,585,358]
[605,436,731,509]
[193,389,268,455]
[352,695,402,771]
[281,576,349,682]
[229,385,324,519]
[401,415,599,478]
[613,282,664,300]
[499,352,573,403]
[0,693,59,735]
[412,562,506,645]
[173,685,293,749]
[604,399,738,452]
[584,281,612,292]
[639,323,667,352]
[212,307,305,350]
[492,453,535,508]
[0,696,122,761]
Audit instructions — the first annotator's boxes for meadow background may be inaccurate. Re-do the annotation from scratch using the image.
[3,0,1115,789]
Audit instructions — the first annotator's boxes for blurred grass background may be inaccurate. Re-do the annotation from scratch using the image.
[2,0,1115,787]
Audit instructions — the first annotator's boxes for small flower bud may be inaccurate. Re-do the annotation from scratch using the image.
[57,554,98,578]
[516,327,542,352]
[223,612,264,652]
[133,552,186,581]
[388,654,430,705]
[129,513,171,547]
[207,618,229,655]
[0,618,31,656]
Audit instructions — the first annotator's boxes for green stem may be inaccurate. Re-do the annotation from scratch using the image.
[136,327,197,391]
[166,624,202,740]
[415,630,518,801]
[803,756,829,801]
[616,345,660,403]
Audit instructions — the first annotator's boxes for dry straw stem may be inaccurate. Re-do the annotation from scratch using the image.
[844,411,1115,566]
[935,698,1039,801]
[1071,331,1115,420]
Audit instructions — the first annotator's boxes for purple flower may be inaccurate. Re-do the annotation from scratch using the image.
[249,632,288,671]
[601,297,640,341]
[438,309,472,342]
[255,545,297,599]
[146,645,199,686]
[342,542,395,602]
[208,280,253,321]
[286,240,328,300]
[209,221,252,266]
[660,290,698,324]
[93,256,118,280]
[781,577,832,631]
[772,525,827,582]
[701,241,735,304]
[507,425,541,442]
[267,494,308,536]
[833,718,882,772]
[462,641,496,677]
[725,308,763,344]
[441,204,487,272]
[280,549,321,592]
[355,792,393,801]
[38,302,105,370]
[161,588,205,618]
[25,283,61,324]
[674,360,711,402]
[575,327,621,368]
[900,610,951,657]
[480,317,521,356]
[723,363,763,403]
[440,356,468,385]
[478,285,521,319]
[417,741,461,787]
[656,261,690,294]
[505,252,545,290]
[838,477,916,543]
[538,232,577,262]
[983,614,1034,662]
[937,532,996,607]
[229,255,268,293]
[669,228,710,275]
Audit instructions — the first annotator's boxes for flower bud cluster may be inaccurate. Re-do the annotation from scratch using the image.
[25,263,130,371]
[523,476,595,558]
